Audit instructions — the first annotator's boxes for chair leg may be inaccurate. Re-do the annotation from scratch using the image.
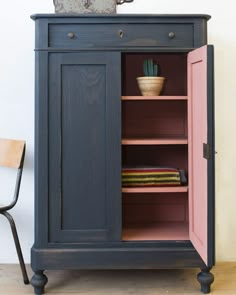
[1,211,29,284]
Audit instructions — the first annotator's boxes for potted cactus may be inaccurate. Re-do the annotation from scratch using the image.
[137,59,165,96]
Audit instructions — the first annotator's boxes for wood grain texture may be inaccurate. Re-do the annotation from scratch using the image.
[0,138,25,168]
[49,23,193,49]
[48,52,121,244]
[61,62,107,232]
[31,14,210,51]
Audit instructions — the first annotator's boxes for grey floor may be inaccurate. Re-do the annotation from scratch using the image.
[0,263,235,294]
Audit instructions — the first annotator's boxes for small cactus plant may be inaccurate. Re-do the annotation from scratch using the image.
[143,59,159,77]
[137,58,165,96]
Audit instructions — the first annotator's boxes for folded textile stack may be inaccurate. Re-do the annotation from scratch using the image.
[122,167,187,187]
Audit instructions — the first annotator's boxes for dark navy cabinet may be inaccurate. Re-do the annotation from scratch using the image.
[31,14,215,294]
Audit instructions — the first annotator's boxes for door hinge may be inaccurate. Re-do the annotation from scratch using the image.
[203,143,210,160]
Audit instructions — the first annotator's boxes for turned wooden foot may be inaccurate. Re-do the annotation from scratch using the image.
[197,267,214,294]
[30,270,48,295]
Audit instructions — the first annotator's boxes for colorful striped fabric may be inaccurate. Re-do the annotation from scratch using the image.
[122,167,186,187]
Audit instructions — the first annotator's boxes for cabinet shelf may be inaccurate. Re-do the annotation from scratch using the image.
[122,96,188,101]
[122,186,188,193]
[122,138,188,145]
[122,222,189,241]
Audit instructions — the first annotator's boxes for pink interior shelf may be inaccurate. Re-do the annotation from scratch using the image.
[122,186,188,193]
[122,96,188,101]
[122,222,189,241]
[122,138,188,145]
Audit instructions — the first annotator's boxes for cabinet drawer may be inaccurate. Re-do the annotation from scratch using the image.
[49,24,193,48]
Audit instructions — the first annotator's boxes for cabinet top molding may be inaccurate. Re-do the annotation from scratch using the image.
[31,14,211,21]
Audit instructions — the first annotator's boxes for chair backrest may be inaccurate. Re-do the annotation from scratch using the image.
[0,138,25,169]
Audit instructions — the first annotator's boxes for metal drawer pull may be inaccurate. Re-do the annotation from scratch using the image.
[118,29,124,38]
[67,32,75,39]
[168,32,175,39]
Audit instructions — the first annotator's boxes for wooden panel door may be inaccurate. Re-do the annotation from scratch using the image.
[188,45,215,266]
[48,52,121,243]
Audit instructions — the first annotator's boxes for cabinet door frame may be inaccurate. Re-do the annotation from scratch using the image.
[188,45,215,266]
[48,52,122,244]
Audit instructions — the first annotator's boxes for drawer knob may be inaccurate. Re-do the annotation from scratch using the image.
[118,29,124,38]
[168,32,175,39]
[68,32,75,39]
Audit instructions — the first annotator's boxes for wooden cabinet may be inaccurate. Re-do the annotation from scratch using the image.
[31,14,214,294]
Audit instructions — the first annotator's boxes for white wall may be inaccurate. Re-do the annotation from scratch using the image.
[0,0,235,263]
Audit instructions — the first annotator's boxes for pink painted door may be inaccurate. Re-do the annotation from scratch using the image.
[188,45,214,266]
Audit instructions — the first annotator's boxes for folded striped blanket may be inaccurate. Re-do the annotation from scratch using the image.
[122,167,187,187]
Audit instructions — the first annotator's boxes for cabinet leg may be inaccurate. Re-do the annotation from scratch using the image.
[30,270,48,295]
[197,267,214,294]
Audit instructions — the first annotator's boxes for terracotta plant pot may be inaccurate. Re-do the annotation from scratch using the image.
[137,77,165,96]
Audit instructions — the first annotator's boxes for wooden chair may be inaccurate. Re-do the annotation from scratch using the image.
[0,138,29,284]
